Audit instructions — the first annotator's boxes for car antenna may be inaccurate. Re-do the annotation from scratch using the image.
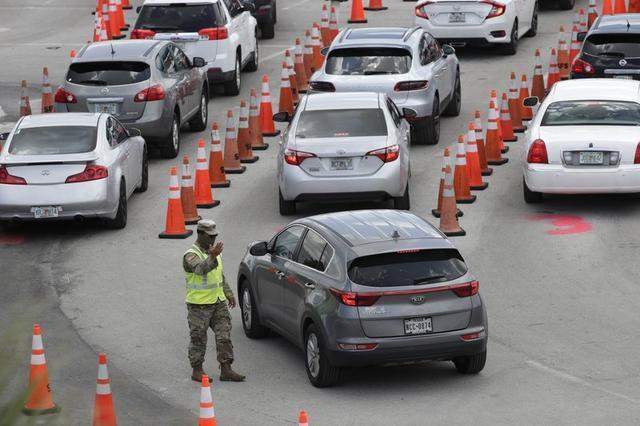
[110,43,116,57]
[391,230,400,240]
[627,19,631,31]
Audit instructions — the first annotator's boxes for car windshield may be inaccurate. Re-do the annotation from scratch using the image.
[8,126,98,155]
[67,62,150,86]
[325,48,412,75]
[348,249,468,288]
[295,109,387,138]
[541,101,640,126]
[583,34,640,57]
[136,4,223,33]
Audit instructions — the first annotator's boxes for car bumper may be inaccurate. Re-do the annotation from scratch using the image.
[120,102,173,139]
[416,16,512,44]
[524,164,640,194]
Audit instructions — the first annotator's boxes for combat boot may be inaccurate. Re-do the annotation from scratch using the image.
[220,363,245,382]
[191,366,206,382]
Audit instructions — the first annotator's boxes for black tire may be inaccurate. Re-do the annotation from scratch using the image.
[453,350,486,374]
[188,88,208,132]
[393,182,410,210]
[240,280,269,338]
[105,180,127,230]
[523,178,543,203]
[279,189,296,215]
[524,3,538,38]
[558,0,574,10]
[245,40,259,72]
[442,73,461,117]
[223,54,241,96]
[304,324,341,388]
[500,21,518,56]
[411,96,440,145]
[160,112,180,159]
[260,20,275,40]
[135,146,148,193]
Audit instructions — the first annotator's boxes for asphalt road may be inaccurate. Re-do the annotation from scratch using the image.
[2,0,640,425]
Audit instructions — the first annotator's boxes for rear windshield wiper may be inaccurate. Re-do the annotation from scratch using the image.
[77,80,109,86]
[413,275,446,285]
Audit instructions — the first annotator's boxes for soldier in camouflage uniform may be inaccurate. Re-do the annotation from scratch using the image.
[183,220,245,382]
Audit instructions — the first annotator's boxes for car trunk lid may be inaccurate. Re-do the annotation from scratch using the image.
[420,0,494,26]
[4,153,98,185]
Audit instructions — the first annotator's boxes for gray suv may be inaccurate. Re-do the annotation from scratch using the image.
[238,210,488,387]
[55,40,209,158]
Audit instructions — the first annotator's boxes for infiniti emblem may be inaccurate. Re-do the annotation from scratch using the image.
[41,170,50,176]
[100,87,110,95]
[619,59,627,67]
[410,295,425,304]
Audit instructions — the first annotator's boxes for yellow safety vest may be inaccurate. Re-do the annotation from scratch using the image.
[184,245,226,304]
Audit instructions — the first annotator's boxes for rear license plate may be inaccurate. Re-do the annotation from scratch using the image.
[31,206,60,219]
[449,12,466,23]
[614,75,633,80]
[404,317,432,335]
[579,151,604,165]
[330,158,353,170]
[94,103,118,114]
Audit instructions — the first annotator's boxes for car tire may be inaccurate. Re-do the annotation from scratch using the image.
[411,96,440,145]
[500,21,518,56]
[223,54,241,96]
[393,182,410,210]
[442,73,461,117]
[304,324,341,388]
[105,180,127,230]
[279,189,296,215]
[523,178,543,203]
[160,112,180,159]
[188,88,208,132]
[558,0,574,10]
[245,40,259,72]
[453,350,486,374]
[240,280,269,339]
[524,3,538,38]
[260,20,275,40]
[134,146,148,193]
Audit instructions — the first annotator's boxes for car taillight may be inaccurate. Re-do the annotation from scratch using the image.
[450,281,479,297]
[309,81,335,92]
[527,139,549,164]
[65,165,108,183]
[54,88,77,104]
[198,27,228,40]
[394,80,428,91]
[483,1,506,18]
[131,29,155,39]
[0,166,27,185]
[134,84,165,102]
[366,144,400,163]
[571,58,595,75]
[415,2,431,18]
[635,142,640,164]
[284,149,316,166]
[330,289,381,307]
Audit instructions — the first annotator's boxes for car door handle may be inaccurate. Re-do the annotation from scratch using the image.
[304,282,316,289]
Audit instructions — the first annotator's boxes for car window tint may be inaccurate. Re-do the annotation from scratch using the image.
[223,0,243,17]
[297,229,332,272]
[273,226,305,260]
[296,109,387,138]
[541,101,640,126]
[326,48,412,75]
[348,249,468,288]
[136,4,222,32]
[583,34,640,57]
[172,46,191,71]
[67,62,150,86]
[8,126,98,155]
[418,36,429,65]
[155,46,173,73]
[427,36,442,61]
[387,99,401,127]
[113,119,128,144]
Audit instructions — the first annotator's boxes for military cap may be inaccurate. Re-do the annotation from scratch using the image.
[197,219,219,236]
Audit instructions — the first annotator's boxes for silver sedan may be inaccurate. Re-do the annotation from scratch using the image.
[0,113,147,229]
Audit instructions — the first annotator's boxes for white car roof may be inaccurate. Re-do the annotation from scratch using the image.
[17,113,102,129]
[304,92,381,111]
[142,0,218,4]
[548,79,640,103]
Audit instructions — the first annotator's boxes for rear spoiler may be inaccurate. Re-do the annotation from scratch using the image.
[1,152,99,165]
[153,33,201,42]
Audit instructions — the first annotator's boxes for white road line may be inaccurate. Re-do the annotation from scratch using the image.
[259,49,289,64]
[281,0,313,11]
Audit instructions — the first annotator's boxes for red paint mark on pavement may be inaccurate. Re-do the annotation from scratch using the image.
[0,233,25,245]
[528,214,593,235]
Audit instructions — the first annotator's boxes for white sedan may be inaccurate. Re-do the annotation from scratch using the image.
[414,0,537,55]
[522,79,640,203]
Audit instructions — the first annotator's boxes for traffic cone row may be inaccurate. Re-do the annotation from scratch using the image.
[92,0,128,40]
[20,80,32,117]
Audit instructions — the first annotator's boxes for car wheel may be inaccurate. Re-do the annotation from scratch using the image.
[523,178,543,203]
[188,88,208,132]
[240,280,269,338]
[304,324,341,388]
[105,180,127,230]
[501,21,518,56]
[135,146,148,193]
[245,39,259,72]
[223,54,241,96]
[453,350,486,374]
[160,112,180,159]
[410,97,440,145]
[279,189,296,215]
[442,73,461,117]
[524,3,538,38]
[260,20,275,40]
[393,182,410,210]
[558,0,574,10]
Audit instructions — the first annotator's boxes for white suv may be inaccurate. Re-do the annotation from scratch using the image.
[132,0,258,95]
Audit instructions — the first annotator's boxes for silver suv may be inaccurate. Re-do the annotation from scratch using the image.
[309,27,461,145]
[238,209,488,387]
[55,40,208,158]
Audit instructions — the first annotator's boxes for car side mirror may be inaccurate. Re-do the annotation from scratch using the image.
[577,32,587,42]
[128,128,142,138]
[273,111,291,122]
[320,47,329,56]
[249,241,269,256]
[523,96,539,107]
[136,5,142,13]
[0,132,9,141]
[192,57,206,68]
[442,44,455,56]
[402,108,418,119]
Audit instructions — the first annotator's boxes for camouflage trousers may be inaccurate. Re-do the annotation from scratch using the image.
[187,302,234,368]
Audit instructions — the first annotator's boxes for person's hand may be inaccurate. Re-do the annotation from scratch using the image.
[227,295,237,309]
[208,242,223,257]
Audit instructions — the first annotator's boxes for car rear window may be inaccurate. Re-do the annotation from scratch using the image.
[296,109,387,138]
[136,4,224,33]
[8,126,98,155]
[541,101,640,126]
[326,48,412,75]
[583,34,640,58]
[67,62,150,86]
[348,249,468,288]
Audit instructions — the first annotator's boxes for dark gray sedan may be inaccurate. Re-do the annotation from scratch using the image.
[237,209,488,387]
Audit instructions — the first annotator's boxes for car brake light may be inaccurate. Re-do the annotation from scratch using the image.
[0,166,27,185]
[330,289,381,306]
[571,58,595,75]
[394,80,428,91]
[284,149,316,166]
[65,164,108,183]
[483,1,506,18]
[461,331,483,341]
[527,139,549,164]
[198,27,228,40]
[54,88,77,104]
[450,281,479,297]
[131,29,156,39]
[415,2,431,18]
[309,81,335,92]
[366,144,400,163]
[134,84,165,102]
[635,143,640,164]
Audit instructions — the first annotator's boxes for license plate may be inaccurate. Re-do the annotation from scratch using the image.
[579,151,604,165]
[31,206,60,219]
[330,158,353,170]
[449,12,466,23]
[94,103,118,114]
[404,317,432,335]
[614,75,633,80]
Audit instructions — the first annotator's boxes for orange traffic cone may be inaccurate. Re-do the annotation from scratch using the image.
[93,353,116,426]
[278,62,294,116]
[489,90,507,154]
[320,4,330,46]
[466,122,488,191]
[180,156,202,224]
[485,101,508,166]
[98,13,109,41]
[547,48,559,92]
[117,0,128,30]
[500,93,517,143]
[432,148,463,218]
[70,49,77,58]
[208,123,230,188]
[41,68,54,113]
[348,0,368,23]
[365,0,387,11]
[107,1,125,39]
[303,30,314,76]
[299,410,309,426]
[238,100,259,163]
[158,167,193,239]
[557,26,570,80]
[588,0,599,26]
[99,1,112,40]
[285,49,299,104]
[569,25,580,64]
[602,0,613,15]
[194,139,219,208]
[329,7,339,43]
[19,80,31,117]
[614,0,626,13]
[93,13,102,42]
[294,38,309,93]
[579,8,588,33]
[572,9,580,30]
[312,24,324,71]
[508,72,525,132]
[259,75,280,137]
[630,0,640,12]
[531,48,545,101]
[22,324,60,416]
[198,375,217,426]
[474,110,493,176]
[454,135,476,204]
[250,88,268,150]
[439,153,466,237]
[122,0,132,9]
[223,110,246,174]
[519,74,533,121]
